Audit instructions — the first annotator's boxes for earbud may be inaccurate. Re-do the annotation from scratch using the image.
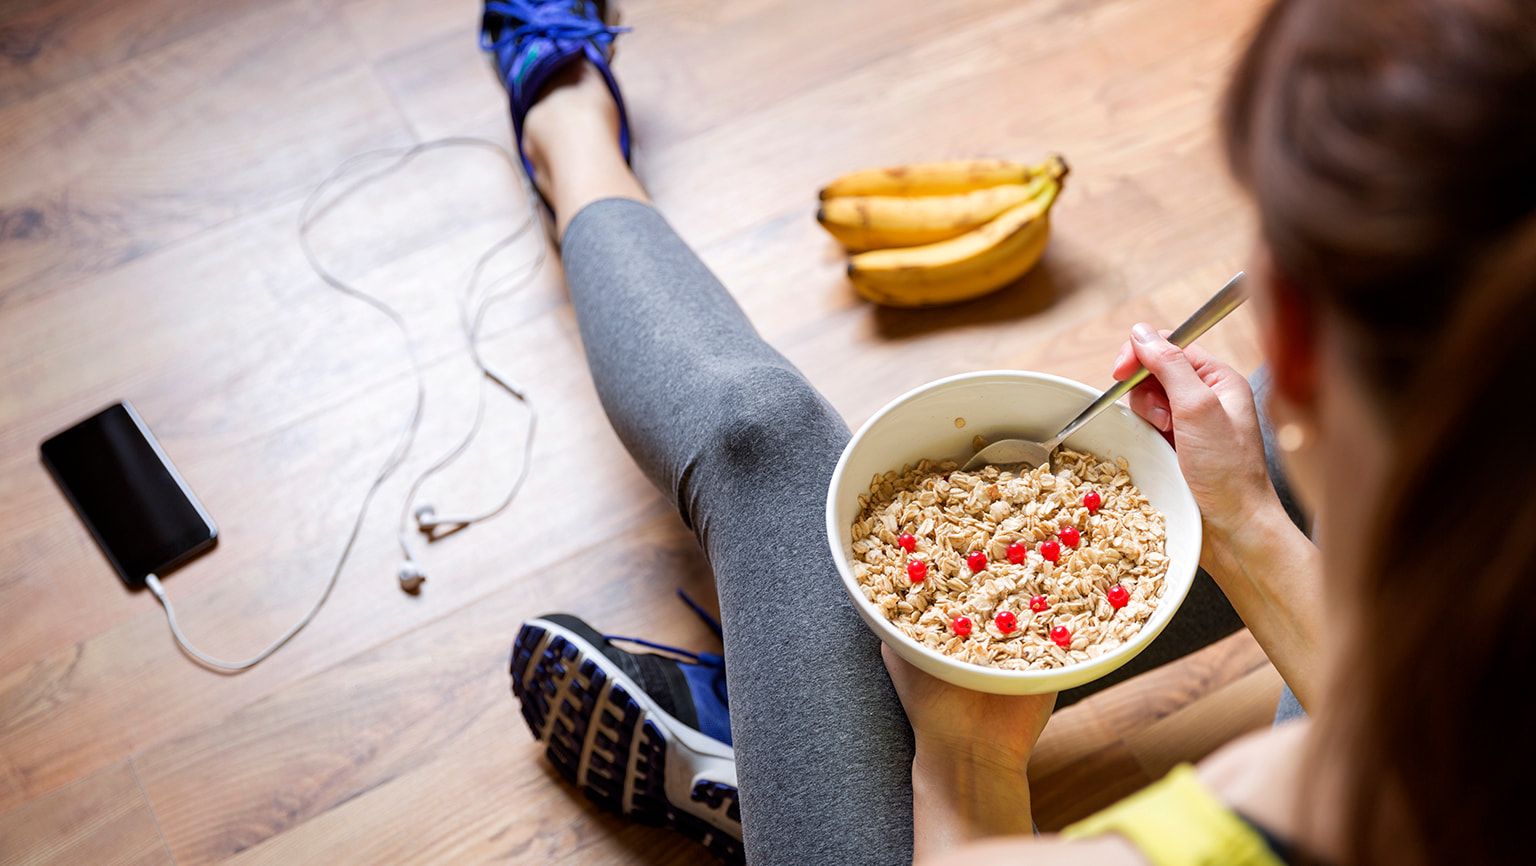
[413,503,470,535]
[413,504,437,531]
[398,559,426,593]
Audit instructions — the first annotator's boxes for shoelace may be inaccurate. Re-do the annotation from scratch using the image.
[481,0,630,58]
[606,589,724,669]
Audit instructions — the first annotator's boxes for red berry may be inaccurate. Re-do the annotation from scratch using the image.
[1083,491,1102,513]
[1058,526,1081,548]
[907,560,927,582]
[898,533,917,552]
[1051,625,1072,648]
[952,616,973,637]
[1029,595,1049,613]
[1006,541,1027,564]
[1040,540,1061,563]
[995,611,1018,633]
[1107,585,1130,609]
[967,551,988,573]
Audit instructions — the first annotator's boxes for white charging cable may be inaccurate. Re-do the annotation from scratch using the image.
[146,138,542,673]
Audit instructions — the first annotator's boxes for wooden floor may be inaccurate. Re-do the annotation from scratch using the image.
[0,0,1280,862]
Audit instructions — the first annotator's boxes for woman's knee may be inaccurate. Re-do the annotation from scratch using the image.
[706,364,848,470]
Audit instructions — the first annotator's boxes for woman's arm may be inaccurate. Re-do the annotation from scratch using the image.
[911,738,1034,855]
[1199,495,1324,708]
[1115,325,1325,708]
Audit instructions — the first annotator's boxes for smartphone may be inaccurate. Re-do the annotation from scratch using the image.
[40,401,217,589]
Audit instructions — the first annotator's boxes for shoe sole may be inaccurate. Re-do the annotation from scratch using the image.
[511,618,744,863]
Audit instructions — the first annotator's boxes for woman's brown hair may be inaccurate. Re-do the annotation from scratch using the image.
[1222,0,1536,862]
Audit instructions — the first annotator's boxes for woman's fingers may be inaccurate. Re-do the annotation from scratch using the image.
[1128,323,1221,418]
[1181,343,1261,419]
[881,643,913,691]
[1112,340,1138,380]
[1115,332,1176,438]
[1113,326,1253,446]
[882,644,1058,760]
[1183,343,1244,389]
[1128,380,1173,432]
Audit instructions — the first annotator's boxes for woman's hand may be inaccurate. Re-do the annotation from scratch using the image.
[883,644,1055,765]
[883,645,1054,857]
[1115,324,1326,708]
[1113,324,1281,567]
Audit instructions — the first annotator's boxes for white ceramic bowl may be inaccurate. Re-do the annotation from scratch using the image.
[826,370,1201,694]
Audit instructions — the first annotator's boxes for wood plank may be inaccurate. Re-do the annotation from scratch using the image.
[615,0,1035,148]
[364,0,1037,150]
[1029,700,1152,832]
[0,0,273,110]
[214,705,715,866]
[1087,629,1272,741]
[332,0,479,65]
[1122,661,1283,781]
[0,761,171,866]
[133,509,722,866]
[0,0,415,310]
[0,148,554,479]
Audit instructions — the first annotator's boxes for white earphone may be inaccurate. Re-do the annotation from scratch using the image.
[388,181,542,594]
[397,559,428,594]
[146,138,544,671]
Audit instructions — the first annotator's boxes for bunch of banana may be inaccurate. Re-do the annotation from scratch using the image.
[816,155,1069,308]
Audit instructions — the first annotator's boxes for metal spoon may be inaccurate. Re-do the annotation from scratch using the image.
[961,271,1248,474]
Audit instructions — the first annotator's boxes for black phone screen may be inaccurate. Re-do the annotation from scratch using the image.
[40,402,217,588]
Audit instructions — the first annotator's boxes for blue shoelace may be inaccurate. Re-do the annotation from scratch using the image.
[481,0,629,57]
[606,589,725,669]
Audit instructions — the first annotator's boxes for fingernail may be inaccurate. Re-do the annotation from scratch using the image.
[1132,323,1159,344]
[1148,406,1171,431]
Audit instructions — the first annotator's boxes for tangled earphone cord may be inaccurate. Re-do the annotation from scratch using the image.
[148,137,543,673]
[396,185,546,554]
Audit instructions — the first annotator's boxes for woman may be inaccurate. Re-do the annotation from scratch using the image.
[491,0,1536,862]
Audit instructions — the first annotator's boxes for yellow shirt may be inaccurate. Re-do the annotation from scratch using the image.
[1061,764,1288,866]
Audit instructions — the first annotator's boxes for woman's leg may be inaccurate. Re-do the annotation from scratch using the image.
[525,64,915,864]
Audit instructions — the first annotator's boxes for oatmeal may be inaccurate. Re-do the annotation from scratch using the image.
[849,447,1168,671]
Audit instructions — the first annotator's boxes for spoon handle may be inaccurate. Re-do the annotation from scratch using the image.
[1044,271,1248,451]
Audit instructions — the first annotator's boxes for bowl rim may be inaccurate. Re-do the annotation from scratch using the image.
[825,368,1201,685]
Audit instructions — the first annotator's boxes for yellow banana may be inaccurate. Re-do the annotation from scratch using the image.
[817,176,1048,251]
[819,157,1048,199]
[846,175,1062,308]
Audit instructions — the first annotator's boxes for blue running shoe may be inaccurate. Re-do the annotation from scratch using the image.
[480,0,632,184]
[510,600,742,862]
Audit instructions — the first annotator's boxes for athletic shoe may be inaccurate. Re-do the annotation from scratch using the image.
[480,0,632,183]
[510,608,743,862]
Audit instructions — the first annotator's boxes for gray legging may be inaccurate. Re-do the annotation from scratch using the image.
[563,198,1296,864]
